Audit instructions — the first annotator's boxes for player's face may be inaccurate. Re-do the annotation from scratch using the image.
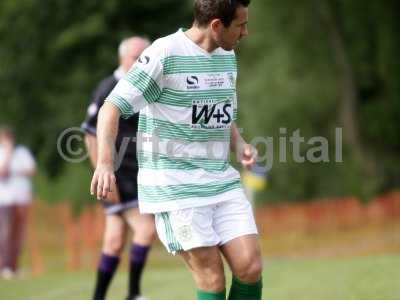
[217,5,249,51]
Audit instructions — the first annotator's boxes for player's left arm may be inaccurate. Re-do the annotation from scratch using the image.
[230,122,257,169]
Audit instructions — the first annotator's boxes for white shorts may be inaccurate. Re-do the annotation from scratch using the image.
[155,197,258,254]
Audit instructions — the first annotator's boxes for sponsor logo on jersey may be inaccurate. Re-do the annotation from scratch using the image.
[138,55,150,65]
[204,74,226,88]
[192,99,232,129]
[186,75,200,90]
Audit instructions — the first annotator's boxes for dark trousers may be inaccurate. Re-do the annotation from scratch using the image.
[0,205,12,270]
[0,204,29,271]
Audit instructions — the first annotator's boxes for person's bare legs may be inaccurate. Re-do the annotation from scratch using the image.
[220,235,263,299]
[123,208,156,299]
[102,214,127,255]
[220,235,262,282]
[180,246,226,299]
[123,208,156,246]
[93,214,127,300]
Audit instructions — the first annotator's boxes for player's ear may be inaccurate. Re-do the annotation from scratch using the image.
[210,19,223,34]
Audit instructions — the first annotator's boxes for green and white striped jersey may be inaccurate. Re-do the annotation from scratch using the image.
[106,29,244,213]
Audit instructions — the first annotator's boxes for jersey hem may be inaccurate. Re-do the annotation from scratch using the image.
[138,188,246,214]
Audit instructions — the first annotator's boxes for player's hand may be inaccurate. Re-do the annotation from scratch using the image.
[238,143,258,169]
[90,163,116,200]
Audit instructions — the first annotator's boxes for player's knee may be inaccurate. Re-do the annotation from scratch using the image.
[135,224,157,245]
[103,235,124,255]
[235,256,263,283]
[196,270,225,291]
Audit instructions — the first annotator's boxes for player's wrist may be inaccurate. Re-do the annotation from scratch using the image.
[96,161,114,171]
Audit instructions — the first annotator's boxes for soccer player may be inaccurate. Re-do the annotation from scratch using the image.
[82,37,156,300]
[91,1,263,299]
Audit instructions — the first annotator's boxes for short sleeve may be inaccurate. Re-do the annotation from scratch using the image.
[105,40,165,118]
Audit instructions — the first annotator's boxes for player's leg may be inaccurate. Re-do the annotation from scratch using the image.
[93,213,126,300]
[93,183,127,300]
[123,207,156,300]
[215,198,263,300]
[180,246,226,300]
[221,235,263,300]
[155,206,226,300]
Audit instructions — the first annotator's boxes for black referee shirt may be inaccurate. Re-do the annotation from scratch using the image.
[82,74,139,172]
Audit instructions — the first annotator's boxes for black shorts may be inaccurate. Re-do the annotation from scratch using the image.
[101,160,139,215]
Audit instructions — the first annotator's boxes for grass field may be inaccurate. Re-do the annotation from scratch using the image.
[1,254,399,300]
[1,203,399,300]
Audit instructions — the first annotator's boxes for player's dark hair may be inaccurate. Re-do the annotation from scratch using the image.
[194,0,250,27]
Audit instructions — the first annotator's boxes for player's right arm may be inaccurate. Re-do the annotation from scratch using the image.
[90,102,120,200]
[90,39,165,199]
[84,134,98,168]
[231,122,257,169]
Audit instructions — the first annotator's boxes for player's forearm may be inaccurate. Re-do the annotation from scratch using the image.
[96,102,120,167]
[230,122,246,154]
[230,122,257,168]
[84,134,98,168]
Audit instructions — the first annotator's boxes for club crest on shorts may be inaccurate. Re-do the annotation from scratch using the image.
[177,225,192,242]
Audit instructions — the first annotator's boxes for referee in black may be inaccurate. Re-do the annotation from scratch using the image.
[82,36,155,300]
